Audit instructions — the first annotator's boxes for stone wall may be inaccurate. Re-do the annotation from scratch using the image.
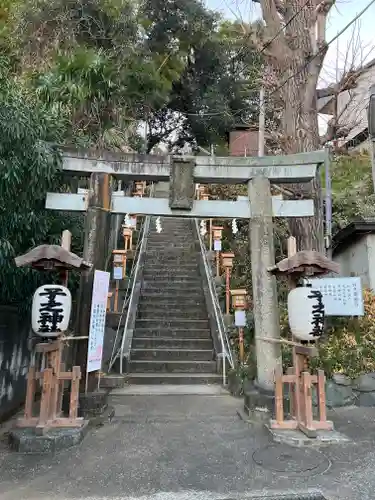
[0,306,30,421]
[319,373,375,408]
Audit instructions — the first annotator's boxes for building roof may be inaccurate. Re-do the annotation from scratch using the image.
[332,219,375,256]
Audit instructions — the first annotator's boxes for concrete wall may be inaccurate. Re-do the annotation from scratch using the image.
[334,233,375,289]
[0,307,30,421]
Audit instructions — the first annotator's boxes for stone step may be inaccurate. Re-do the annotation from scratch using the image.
[144,251,200,257]
[145,254,200,259]
[135,317,209,328]
[99,374,127,389]
[148,235,195,239]
[142,276,201,283]
[147,239,195,244]
[146,245,196,251]
[137,308,207,319]
[140,291,205,299]
[129,360,217,373]
[125,373,221,385]
[144,263,199,270]
[138,297,205,306]
[134,327,211,338]
[130,348,214,361]
[138,301,205,311]
[141,283,203,292]
[143,263,199,270]
[132,337,213,350]
[147,240,194,245]
[142,271,199,278]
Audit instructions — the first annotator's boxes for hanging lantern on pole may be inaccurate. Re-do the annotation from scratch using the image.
[287,284,325,342]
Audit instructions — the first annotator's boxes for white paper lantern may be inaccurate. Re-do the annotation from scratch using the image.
[32,285,72,337]
[287,285,325,341]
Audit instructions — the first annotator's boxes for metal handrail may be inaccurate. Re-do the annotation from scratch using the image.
[194,218,234,385]
[118,214,151,373]
[108,185,154,372]
[108,216,148,372]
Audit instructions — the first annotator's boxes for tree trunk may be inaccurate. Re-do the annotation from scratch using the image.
[255,0,335,252]
[282,68,324,252]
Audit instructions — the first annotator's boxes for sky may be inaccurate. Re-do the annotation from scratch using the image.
[204,0,375,131]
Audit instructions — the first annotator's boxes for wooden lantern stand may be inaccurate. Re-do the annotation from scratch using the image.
[112,249,127,312]
[14,233,92,434]
[18,338,83,431]
[230,289,247,364]
[221,252,235,315]
[212,226,223,277]
[267,236,340,438]
[123,227,133,252]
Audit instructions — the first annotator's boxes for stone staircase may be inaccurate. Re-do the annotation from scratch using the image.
[127,215,221,385]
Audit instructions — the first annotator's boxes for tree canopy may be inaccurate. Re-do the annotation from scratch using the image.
[0,0,263,304]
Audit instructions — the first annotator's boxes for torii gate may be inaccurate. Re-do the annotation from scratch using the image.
[45,148,327,391]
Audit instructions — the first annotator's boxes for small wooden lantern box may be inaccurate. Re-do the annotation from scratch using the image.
[122,227,132,238]
[112,249,127,277]
[198,186,207,198]
[135,181,145,195]
[122,227,132,251]
[212,226,223,240]
[230,289,247,310]
[221,252,234,268]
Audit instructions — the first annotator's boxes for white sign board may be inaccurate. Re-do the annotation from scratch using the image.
[306,277,364,316]
[234,310,247,327]
[87,270,110,372]
[113,266,123,280]
[214,240,222,251]
[32,285,72,337]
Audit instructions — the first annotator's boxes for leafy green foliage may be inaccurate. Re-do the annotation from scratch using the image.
[0,58,83,306]
[147,18,262,151]
[330,151,375,233]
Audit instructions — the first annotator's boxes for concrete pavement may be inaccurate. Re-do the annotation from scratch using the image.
[0,392,375,500]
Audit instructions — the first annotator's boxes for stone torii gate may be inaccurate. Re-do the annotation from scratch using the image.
[45,148,327,391]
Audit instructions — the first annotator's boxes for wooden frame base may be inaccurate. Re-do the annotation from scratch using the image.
[270,350,334,438]
[17,340,82,432]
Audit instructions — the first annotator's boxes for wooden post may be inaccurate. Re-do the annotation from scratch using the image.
[107,292,113,312]
[225,267,230,315]
[302,371,314,433]
[38,368,53,428]
[69,366,81,420]
[49,342,62,420]
[239,327,244,364]
[61,230,72,286]
[216,251,220,278]
[287,366,295,418]
[249,176,281,391]
[209,219,213,250]
[114,280,119,312]
[75,173,112,391]
[274,366,284,425]
[317,369,327,422]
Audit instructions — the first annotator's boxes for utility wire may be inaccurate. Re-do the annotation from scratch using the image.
[186,0,375,119]
[267,0,375,100]
[186,0,311,118]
